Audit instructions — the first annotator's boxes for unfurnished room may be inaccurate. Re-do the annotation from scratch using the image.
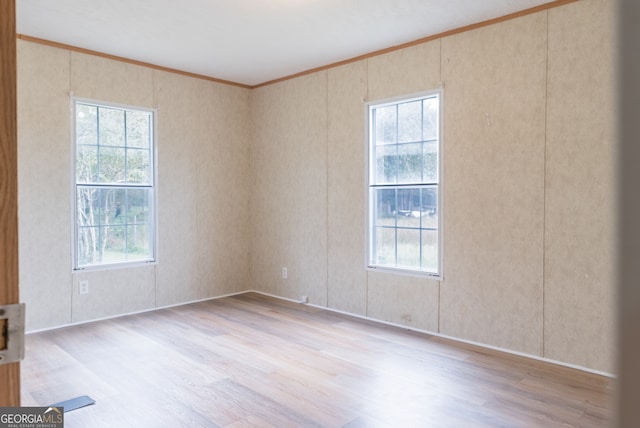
[2,0,638,426]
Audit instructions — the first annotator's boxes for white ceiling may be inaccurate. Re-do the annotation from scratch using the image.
[17,0,556,87]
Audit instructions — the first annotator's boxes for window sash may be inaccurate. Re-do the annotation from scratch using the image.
[369,185,439,273]
[73,99,156,270]
[367,91,441,277]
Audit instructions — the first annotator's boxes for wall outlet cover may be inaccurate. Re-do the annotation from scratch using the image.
[79,280,89,295]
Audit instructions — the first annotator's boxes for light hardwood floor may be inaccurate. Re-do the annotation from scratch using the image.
[21,292,614,427]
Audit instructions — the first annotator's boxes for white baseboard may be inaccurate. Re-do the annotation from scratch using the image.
[26,290,248,335]
[27,288,615,378]
[248,290,615,378]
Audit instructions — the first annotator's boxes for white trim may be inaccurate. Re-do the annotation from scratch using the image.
[28,289,615,379]
[430,333,614,378]
[69,95,78,314]
[250,291,615,378]
[72,259,157,273]
[248,290,309,304]
[365,264,441,279]
[152,105,160,269]
[71,97,158,271]
[364,89,443,279]
[26,290,248,335]
[437,88,444,279]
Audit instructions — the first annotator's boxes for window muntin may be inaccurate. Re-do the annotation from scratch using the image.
[367,92,441,276]
[74,101,155,269]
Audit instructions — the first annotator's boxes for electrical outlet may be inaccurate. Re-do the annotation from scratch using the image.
[282,267,288,279]
[301,296,309,304]
[79,280,89,295]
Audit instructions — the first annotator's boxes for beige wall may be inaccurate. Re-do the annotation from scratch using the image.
[17,42,72,329]
[250,0,615,373]
[544,0,616,373]
[17,0,615,373]
[250,73,329,305]
[439,11,547,358]
[17,42,252,330]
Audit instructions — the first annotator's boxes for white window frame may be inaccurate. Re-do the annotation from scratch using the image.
[365,89,443,278]
[72,98,157,271]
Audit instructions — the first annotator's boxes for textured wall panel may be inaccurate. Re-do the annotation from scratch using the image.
[196,82,252,297]
[545,0,616,373]
[439,12,546,355]
[72,265,156,322]
[367,42,442,101]
[327,61,368,315]
[367,273,439,332]
[251,73,329,304]
[70,52,154,108]
[17,40,73,330]
[364,39,442,332]
[154,71,201,306]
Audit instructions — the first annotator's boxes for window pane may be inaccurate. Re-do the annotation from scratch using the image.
[77,226,102,266]
[396,188,421,228]
[422,229,438,273]
[423,141,438,183]
[375,227,396,266]
[77,187,105,227]
[398,143,422,183]
[375,144,397,184]
[126,148,151,184]
[127,224,151,261]
[77,145,98,183]
[421,187,438,229]
[127,189,151,224]
[76,187,153,267]
[99,107,125,147]
[126,110,151,148]
[397,228,420,268]
[398,100,422,143]
[75,101,155,269]
[99,147,126,184]
[423,97,438,140]
[368,93,440,276]
[109,189,127,225]
[374,188,396,227]
[76,104,97,146]
[103,226,127,264]
[374,105,396,145]
[79,188,124,227]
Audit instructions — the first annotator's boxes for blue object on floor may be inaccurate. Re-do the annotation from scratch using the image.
[50,395,95,412]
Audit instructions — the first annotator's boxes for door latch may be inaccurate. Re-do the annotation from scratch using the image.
[0,303,25,365]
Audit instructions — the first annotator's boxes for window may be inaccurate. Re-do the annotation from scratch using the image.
[367,91,441,276]
[74,100,156,269]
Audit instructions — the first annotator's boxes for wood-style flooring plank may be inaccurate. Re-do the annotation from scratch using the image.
[21,292,613,427]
